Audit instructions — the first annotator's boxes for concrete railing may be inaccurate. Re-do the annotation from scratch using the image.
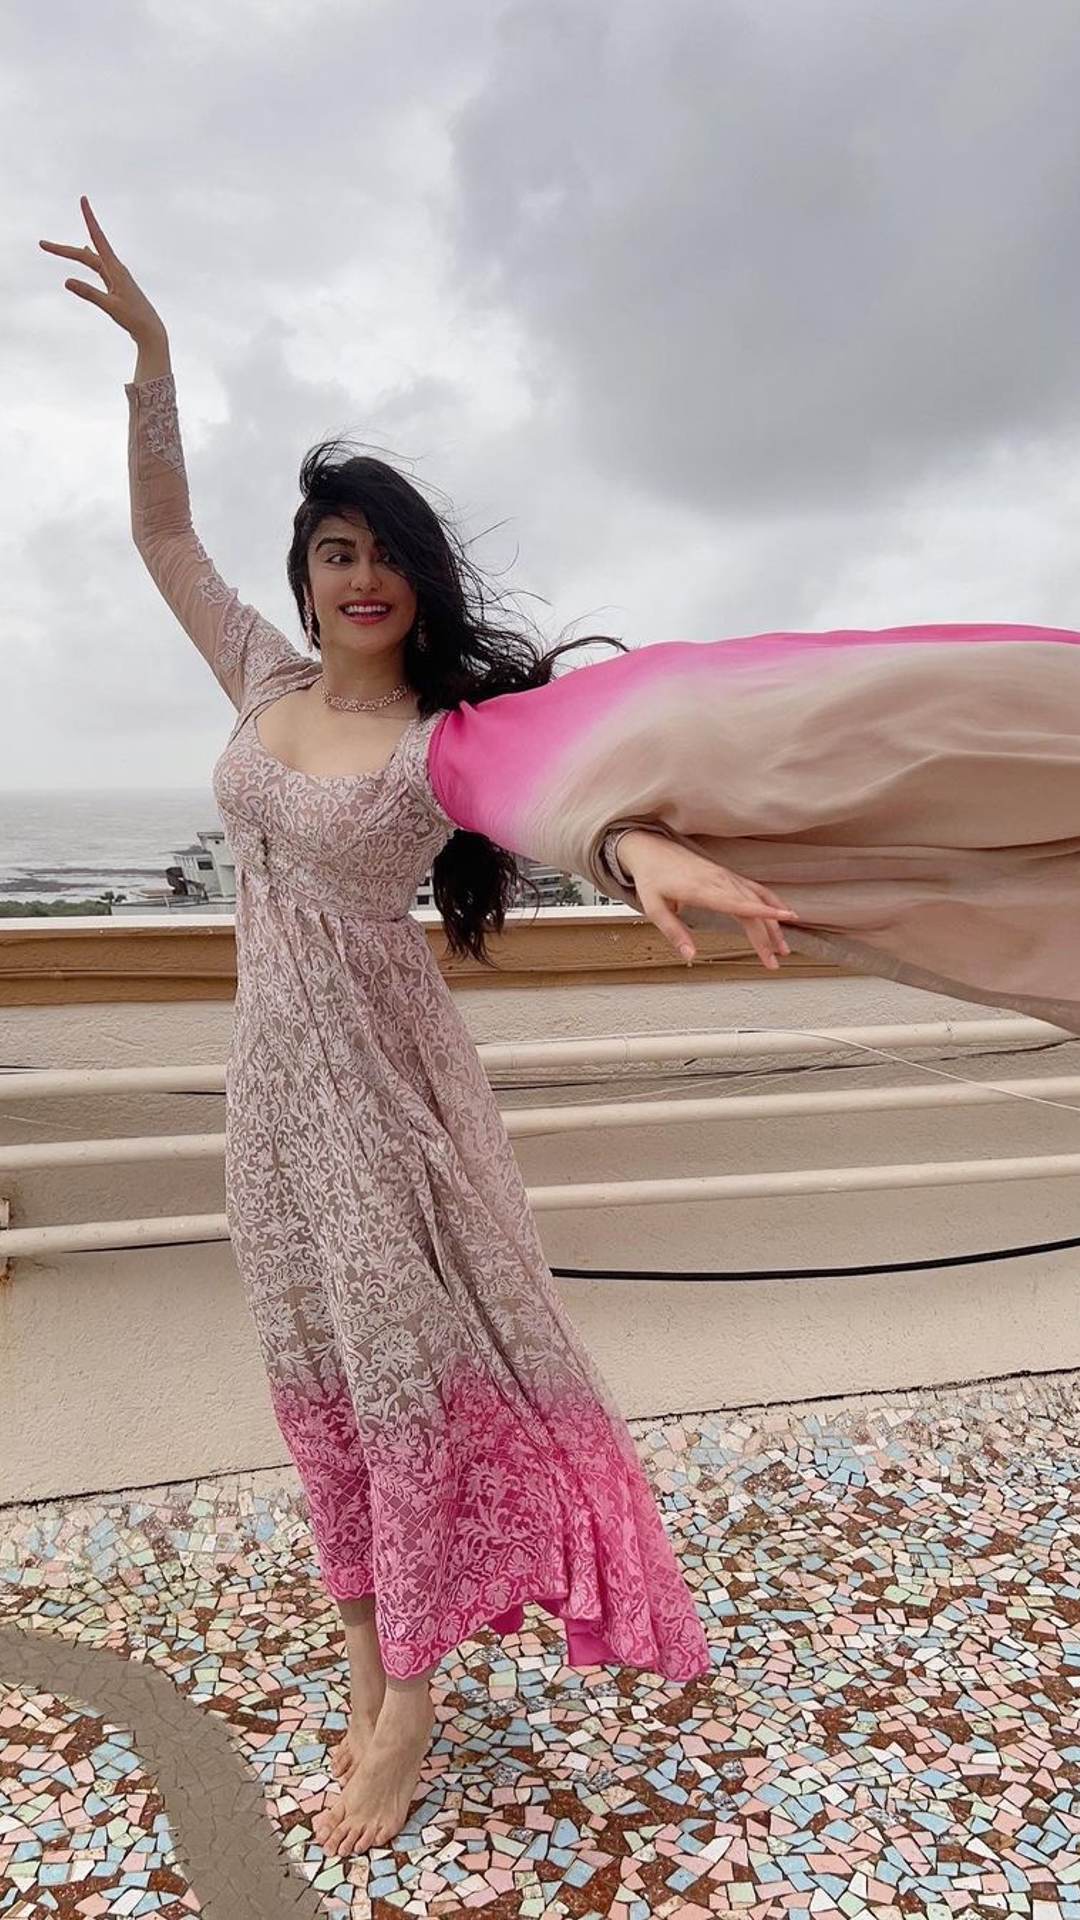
[2,911,1078,1499]
[1,1017,1078,1258]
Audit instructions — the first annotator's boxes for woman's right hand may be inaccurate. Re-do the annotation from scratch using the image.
[613,828,800,970]
[39,195,166,346]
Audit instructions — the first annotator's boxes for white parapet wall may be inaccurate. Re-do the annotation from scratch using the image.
[1,957,1078,1502]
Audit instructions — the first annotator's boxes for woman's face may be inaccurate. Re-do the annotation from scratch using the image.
[305,509,418,657]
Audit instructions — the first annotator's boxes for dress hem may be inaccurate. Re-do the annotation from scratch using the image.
[320,1567,712,1684]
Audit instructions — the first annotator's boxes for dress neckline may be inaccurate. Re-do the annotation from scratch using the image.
[247,678,426,786]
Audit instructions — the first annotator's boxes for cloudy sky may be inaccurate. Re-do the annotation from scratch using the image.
[5,0,1080,790]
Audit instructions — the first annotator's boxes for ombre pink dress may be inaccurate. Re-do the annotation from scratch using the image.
[126,369,711,1683]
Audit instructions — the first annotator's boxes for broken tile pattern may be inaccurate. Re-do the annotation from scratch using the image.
[0,1687,194,1917]
[1,1370,1079,1917]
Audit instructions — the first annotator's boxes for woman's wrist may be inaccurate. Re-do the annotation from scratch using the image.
[609,828,660,878]
[132,331,172,384]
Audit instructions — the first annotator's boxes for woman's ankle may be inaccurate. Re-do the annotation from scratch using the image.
[376,1666,436,1722]
[337,1593,387,1717]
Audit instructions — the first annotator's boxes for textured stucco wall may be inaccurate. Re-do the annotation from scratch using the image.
[2,971,1076,1500]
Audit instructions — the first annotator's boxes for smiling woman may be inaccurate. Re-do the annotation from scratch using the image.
[113,345,716,1846]
[271,428,644,962]
[40,192,1080,1863]
[41,192,721,1858]
[310,520,408,641]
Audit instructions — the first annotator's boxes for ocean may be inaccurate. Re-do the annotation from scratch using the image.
[0,787,221,905]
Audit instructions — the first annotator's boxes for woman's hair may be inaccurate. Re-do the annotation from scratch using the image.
[285,439,627,966]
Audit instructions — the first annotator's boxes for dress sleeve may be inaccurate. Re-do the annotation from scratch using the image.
[125,370,301,711]
[591,818,692,910]
[599,827,636,889]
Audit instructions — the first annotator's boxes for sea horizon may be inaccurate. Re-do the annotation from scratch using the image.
[0,786,221,903]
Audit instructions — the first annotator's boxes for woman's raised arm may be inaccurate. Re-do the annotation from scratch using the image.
[40,196,298,710]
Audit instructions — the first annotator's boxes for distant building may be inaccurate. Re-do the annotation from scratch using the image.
[111,826,235,916]
[111,825,618,917]
[513,857,617,908]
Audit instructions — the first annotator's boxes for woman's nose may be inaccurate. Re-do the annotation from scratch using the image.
[349,571,381,594]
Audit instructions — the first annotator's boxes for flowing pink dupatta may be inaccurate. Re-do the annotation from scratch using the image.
[426,623,1080,1032]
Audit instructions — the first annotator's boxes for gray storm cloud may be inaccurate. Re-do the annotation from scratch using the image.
[448,0,1080,511]
[5,0,1080,788]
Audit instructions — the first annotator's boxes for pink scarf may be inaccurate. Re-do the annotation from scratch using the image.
[427,623,1080,1031]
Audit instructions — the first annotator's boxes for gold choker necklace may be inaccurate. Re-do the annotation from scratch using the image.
[320,678,410,713]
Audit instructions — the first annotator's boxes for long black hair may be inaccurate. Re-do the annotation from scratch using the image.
[286,439,627,965]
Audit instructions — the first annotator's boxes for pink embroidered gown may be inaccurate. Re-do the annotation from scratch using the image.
[125,369,711,1683]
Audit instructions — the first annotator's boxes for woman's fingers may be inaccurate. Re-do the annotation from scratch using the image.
[746,910,794,969]
[81,195,119,265]
[747,922,779,970]
[754,900,791,958]
[640,888,788,970]
[41,199,165,343]
[713,892,797,918]
[38,239,115,311]
[738,882,793,958]
[728,874,797,915]
[63,279,116,313]
[39,240,103,272]
[754,882,798,915]
[714,887,792,966]
[718,883,798,947]
[39,199,117,278]
[38,201,115,264]
[645,896,697,961]
[628,844,800,972]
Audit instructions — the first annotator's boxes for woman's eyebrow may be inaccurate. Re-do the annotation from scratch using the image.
[314,531,370,551]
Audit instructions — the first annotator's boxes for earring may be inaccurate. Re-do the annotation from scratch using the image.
[304,601,318,648]
[414,613,427,645]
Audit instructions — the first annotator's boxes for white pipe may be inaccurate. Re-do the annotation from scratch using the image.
[0,1132,225,1171]
[477,1017,1073,1072]
[4,1148,1079,1255]
[0,1066,226,1101]
[0,1016,1070,1103]
[503,1075,1080,1137]
[4,1072,1080,1170]
[527,1152,1080,1212]
[1,1214,231,1256]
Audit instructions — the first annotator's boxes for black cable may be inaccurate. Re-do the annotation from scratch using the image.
[62,1228,1080,1279]
[3,1032,1075,1094]
[6,1040,1077,1280]
[489,1034,1077,1096]
[550,1233,1080,1282]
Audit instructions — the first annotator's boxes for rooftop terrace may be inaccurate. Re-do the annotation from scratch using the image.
[2,910,1078,1917]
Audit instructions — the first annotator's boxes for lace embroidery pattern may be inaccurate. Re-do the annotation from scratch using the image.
[127,369,310,709]
[133,371,185,473]
[126,363,711,1681]
[600,826,635,890]
[209,707,711,1681]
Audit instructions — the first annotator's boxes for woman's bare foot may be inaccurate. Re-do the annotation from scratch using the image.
[313,1672,437,1855]
[329,1707,380,1783]
[329,1594,387,1784]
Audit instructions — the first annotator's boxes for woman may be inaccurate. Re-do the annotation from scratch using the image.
[40,198,1080,1860]
[41,197,771,1860]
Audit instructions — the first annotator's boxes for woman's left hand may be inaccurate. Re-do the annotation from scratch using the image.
[615,829,800,971]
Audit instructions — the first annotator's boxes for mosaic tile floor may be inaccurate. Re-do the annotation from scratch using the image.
[1,1370,1079,1918]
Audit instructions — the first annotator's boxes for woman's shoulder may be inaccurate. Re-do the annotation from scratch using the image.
[398,707,457,831]
[224,646,318,743]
